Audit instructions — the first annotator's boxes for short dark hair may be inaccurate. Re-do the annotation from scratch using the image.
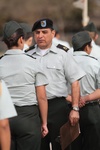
[74,42,91,52]
[3,28,24,49]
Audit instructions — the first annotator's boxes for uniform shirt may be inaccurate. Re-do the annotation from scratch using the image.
[0,80,17,120]
[0,50,48,106]
[73,51,100,96]
[26,43,85,99]
[90,40,100,58]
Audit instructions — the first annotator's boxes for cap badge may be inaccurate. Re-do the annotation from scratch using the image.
[41,20,46,27]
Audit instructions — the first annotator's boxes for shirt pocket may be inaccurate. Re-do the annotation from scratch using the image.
[46,62,64,80]
[47,63,62,70]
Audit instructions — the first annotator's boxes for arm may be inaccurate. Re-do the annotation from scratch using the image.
[79,89,100,107]
[0,119,11,150]
[82,89,100,101]
[36,85,48,137]
[69,80,80,126]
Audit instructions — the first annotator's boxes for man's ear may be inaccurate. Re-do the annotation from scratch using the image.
[52,30,56,38]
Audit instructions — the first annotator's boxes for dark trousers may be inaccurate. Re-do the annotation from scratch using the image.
[40,97,70,150]
[71,102,100,150]
[9,105,41,150]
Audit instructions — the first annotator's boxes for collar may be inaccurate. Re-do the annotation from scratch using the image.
[73,51,89,56]
[32,43,58,55]
[5,49,25,55]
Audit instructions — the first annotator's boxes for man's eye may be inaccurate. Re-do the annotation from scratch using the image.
[43,31,48,34]
[36,32,39,34]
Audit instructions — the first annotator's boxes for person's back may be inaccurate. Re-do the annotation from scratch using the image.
[74,52,100,95]
[0,20,48,150]
[0,51,43,106]
[71,31,100,150]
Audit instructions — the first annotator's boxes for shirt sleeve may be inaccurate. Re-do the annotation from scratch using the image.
[35,62,49,87]
[0,80,17,120]
[63,52,86,84]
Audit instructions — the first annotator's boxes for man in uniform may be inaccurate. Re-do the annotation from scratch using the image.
[0,20,48,150]
[26,18,86,150]
[71,31,100,150]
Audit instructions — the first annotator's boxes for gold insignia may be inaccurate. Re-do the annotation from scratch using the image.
[63,46,68,50]
[57,44,69,52]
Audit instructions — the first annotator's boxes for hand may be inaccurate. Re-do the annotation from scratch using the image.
[79,96,87,108]
[69,110,79,126]
[66,95,72,103]
[41,124,48,138]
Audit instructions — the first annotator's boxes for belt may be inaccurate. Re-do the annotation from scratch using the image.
[14,104,37,108]
[68,100,99,111]
[48,97,65,103]
[85,100,99,105]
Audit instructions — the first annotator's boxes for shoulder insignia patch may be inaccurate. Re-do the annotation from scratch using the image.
[57,44,69,52]
[24,45,35,53]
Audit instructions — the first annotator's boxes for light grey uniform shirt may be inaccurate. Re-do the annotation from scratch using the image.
[73,51,100,96]
[0,50,48,106]
[26,43,85,99]
[90,40,100,59]
[0,80,17,120]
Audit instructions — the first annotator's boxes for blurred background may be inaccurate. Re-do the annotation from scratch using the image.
[0,0,100,55]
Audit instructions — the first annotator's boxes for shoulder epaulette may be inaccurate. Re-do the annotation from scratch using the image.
[25,53,36,59]
[24,45,35,53]
[57,44,69,52]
